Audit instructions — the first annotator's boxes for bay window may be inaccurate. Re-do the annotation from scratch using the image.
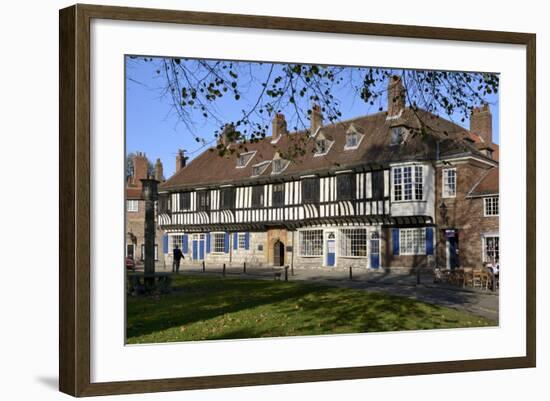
[393,165,423,201]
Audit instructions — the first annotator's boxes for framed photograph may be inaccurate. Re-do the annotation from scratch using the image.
[59,4,536,397]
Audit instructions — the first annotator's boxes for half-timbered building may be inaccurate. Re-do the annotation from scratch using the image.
[157,77,499,272]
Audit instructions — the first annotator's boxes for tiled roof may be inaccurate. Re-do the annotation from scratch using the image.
[160,108,494,191]
[469,167,499,196]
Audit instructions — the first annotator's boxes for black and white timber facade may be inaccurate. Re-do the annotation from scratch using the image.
[156,77,499,272]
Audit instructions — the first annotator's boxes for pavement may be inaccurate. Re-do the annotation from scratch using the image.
[132,263,499,322]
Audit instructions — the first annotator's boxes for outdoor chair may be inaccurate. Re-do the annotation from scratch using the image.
[471,269,483,289]
[463,269,473,287]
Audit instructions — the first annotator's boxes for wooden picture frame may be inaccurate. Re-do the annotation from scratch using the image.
[59,3,536,397]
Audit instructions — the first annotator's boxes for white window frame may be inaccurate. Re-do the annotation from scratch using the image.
[442,168,457,198]
[482,234,499,263]
[211,232,226,254]
[237,233,247,250]
[339,228,368,258]
[271,158,290,175]
[251,160,271,177]
[236,151,257,169]
[344,132,364,150]
[299,229,323,257]
[399,228,426,255]
[392,165,424,202]
[168,234,186,254]
[126,199,139,212]
[484,196,499,216]
[313,138,334,156]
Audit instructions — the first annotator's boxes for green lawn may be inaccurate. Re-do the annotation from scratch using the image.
[126,274,495,344]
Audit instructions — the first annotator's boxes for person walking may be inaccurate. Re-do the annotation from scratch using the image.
[172,245,184,273]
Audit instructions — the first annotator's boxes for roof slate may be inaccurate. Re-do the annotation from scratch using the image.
[160,108,496,191]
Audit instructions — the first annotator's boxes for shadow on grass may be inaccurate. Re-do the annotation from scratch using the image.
[127,275,326,339]
[127,274,495,342]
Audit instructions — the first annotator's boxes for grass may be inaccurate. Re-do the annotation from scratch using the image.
[126,274,496,344]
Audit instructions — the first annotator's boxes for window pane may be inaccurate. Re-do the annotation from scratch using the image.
[393,168,402,201]
[299,230,323,256]
[414,166,423,200]
[340,228,367,257]
[252,186,264,207]
[272,183,285,206]
[213,233,225,253]
[400,228,426,255]
[337,174,354,200]
[403,167,412,200]
[302,177,319,203]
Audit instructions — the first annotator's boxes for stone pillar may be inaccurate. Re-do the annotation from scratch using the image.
[140,178,159,283]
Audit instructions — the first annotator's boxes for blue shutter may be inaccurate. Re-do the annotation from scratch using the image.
[233,232,238,250]
[206,233,211,253]
[426,227,434,255]
[244,232,250,250]
[182,234,189,254]
[392,228,400,255]
[162,234,168,254]
[224,233,230,253]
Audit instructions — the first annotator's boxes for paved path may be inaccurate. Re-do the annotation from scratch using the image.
[135,264,499,322]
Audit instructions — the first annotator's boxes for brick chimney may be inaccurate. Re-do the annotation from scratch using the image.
[387,75,406,118]
[132,152,148,185]
[176,149,187,171]
[272,113,288,139]
[310,104,323,134]
[470,103,493,144]
[154,158,164,181]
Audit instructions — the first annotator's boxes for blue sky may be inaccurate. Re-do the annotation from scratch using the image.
[126,57,499,178]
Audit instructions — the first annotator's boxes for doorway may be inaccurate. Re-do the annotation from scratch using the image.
[273,240,284,266]
[446,231,459,269]
[325,231,336,267]
[370,231,380,269]
[192,234,205,261]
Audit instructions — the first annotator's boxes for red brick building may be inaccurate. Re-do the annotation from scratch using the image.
[156,77,498,272]
[125,152,166,267]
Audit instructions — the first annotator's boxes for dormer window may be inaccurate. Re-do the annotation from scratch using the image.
[344,124,364,150]
[391,126,405,146]
[251,160,270,177]
[346,133,359,148]
[313,132,333,156]
[271,153,290,174]
[272,158,289,174]
[315,139,327,154]
[236,151,256,168]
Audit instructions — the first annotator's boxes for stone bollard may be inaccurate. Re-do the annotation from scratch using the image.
[284,265,289,282]
[223,263,226,277]
[243,262,247,274]
[202,260,205,273]
[349,266,353,281]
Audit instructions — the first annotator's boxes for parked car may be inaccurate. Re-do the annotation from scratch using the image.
[125,256,136,270]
